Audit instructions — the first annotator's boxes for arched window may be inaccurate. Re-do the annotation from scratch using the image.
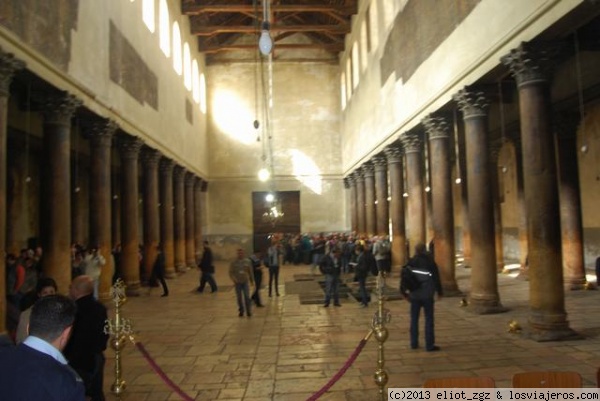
[183,42,192,90]
[142,0,155,33]
[172,22,182,75]
[345,58,352,99]
[351,42,360,89]
[192,60,200,103]
[340,73,347,110]
[159,0,170,56]
[199,73,207,114]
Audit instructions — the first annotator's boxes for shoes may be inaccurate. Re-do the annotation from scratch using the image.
[256,304,265,307]
[426,346,441,352]
[359,303,368,308]
[196,287,204,293]
[334,303,342,307]
[211,289,218,293]
[247,313,252,317]
[161,293,168,297]
[238,312,244,317]
[276,293,280,296]
[323,303,330,308]
[410,345,418,350]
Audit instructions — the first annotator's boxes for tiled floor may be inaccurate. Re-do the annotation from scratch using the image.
[103,261,600,401]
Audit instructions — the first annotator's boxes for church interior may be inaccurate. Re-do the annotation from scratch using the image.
[0,0,600,399]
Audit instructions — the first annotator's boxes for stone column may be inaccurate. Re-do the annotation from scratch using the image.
[489,139,505,273]
[423,115,460,295]
[0,51,24,334]
[457,123,471,268]
[173,166,186,272]
[185,172,196,267]
[554,112,586,290]
[348,173,358,235]
[344,176,355,234]
[363,162,376,237]
[88,120,117,300]
[160,159,176,278]
[119,135,143,295]
[401,131,426,255]
[509,135,529,275]
[453,88,503,314]
[502,42,575,339]
[194,177,203,255]
[373,155,389,236]
[355,168,366,236]
[40,92,82,293]
[111,180,121,249]
[384,144,407,267]
[141,148,161,282]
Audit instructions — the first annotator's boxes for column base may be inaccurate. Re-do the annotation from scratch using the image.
[467,295,508,315]
[564,276,586,291]
[165,269,177,279]
[125,282,141,296]
[526,310,581,341]
[176,263,188,273]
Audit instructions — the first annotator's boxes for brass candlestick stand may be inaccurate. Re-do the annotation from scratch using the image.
[371,272,391,400]
[104,279,135,397]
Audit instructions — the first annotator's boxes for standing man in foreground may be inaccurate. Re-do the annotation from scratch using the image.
[319,247,343,307]
[400,243,443,352]
[64,275,109,401]
[229,248,255,317]
[0,294,86,401]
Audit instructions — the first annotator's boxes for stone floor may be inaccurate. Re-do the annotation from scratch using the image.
[102,261,600,401]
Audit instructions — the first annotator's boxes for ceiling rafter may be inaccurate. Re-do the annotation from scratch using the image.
[182,3,356,16]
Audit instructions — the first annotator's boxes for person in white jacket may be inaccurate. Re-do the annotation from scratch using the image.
[82,246,106,299]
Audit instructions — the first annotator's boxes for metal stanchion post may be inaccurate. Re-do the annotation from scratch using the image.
[104,279,135,397]
[372,272,391,400]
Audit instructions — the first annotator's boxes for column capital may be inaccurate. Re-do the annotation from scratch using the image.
[553,111,580,141]
[141,147,162,167]
[422,114,451,140]
[160,158,175,175]
[343,177,351,189]
[39,92,82,125]
[354,167,364,181]
[173,165,186,182]
[400,131,423,154]
[185,172,196,187]
[194,177,203,191]
[0,50,25,96]
[119,135,143,160]
[362,162,375,177]
[372,154,387,172]
[453,88,489,119]
[501,41,566,87]
[384,144,403,164]
[88,119,117,148]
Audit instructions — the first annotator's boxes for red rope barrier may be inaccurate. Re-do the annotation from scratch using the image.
[134,341,196,401]
[306,331,372,401]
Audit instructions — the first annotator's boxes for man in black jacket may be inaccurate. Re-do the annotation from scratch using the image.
[401,243,443,352]
[198,241,218,293]
[0,294,85,401]
[319,247,342,307]
[64,275,109,401]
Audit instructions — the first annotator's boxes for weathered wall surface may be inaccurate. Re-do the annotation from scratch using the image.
[0,0,208,176]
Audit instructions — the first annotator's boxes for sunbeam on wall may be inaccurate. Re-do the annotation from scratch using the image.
[289,149,322,195]
[212,89,255,144]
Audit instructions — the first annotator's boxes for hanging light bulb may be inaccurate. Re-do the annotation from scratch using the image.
[258,168,270,182]
[265,193,275,202]
[259,21,273,56]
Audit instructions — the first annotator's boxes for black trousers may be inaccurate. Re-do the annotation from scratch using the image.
[251,269,263,305]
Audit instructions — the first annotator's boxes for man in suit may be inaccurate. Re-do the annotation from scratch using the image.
[0,294,86,401]
[64,275,109,401]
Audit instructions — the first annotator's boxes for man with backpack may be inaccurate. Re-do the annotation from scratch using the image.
[400,243,443,351]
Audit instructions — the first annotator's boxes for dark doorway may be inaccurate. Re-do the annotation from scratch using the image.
[252,191,300,252]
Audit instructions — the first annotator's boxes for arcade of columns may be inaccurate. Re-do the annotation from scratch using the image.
[0,49,206,335]
[344,41,587,341]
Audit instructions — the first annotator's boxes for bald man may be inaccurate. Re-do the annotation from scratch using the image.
[64,275,109,401]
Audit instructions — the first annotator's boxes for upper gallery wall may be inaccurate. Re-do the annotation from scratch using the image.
[340,0,583,172]
[0,0,208,175]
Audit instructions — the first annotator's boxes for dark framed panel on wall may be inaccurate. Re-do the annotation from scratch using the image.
[252,191,300,252]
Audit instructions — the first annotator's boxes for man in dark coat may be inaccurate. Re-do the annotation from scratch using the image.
[0,294,86,401]
[151,244,169,297]
[401,243,443,352]
[319,247,342,307]
[198,240,218,293]
[64,275,109,401]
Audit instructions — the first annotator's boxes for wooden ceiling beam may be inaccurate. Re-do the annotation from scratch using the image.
[183,4,356,16]
[192,24,350,36]
[200,43,344,54]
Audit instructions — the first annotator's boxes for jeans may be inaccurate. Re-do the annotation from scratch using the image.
[199,272,218,292]
[410,297,435,350]
[234,282,252,316]
[357,276,369,305]
[324,274,340,305]
[268,265,280,296]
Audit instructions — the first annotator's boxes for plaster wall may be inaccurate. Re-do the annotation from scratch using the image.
[0,0,208,176]
[341,0,583,171]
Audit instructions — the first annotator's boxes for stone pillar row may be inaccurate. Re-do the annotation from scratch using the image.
[0,49,205,314]
[344,40,580,342]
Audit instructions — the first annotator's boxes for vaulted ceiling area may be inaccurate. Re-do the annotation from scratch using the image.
[181,0,358,63]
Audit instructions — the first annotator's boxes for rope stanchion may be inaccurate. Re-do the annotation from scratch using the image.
[135,341,196,401]
[306,330,374,401]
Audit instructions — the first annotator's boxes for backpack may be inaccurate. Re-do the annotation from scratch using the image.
[400,264,434,299]
[379,240,391,255]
